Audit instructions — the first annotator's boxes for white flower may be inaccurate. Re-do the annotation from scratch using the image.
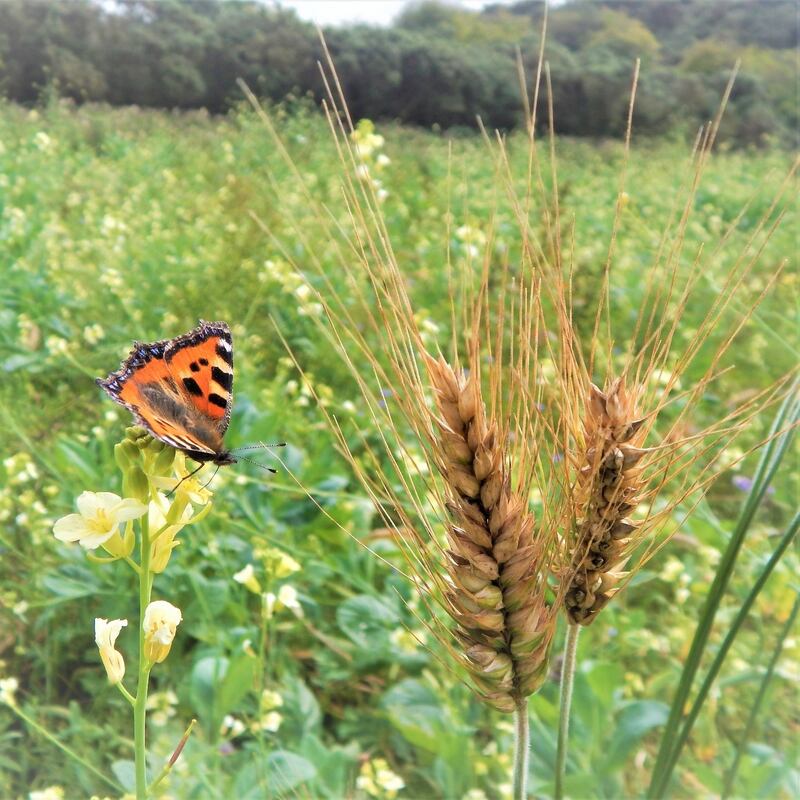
[277,584,300,610]
[53,492,146,549]
[82,324,105,345]
[0,677,19,706]
[29,787,64,800]
[143,601,182,663]
[233,563,261,594]
[255,711,283,732]
[33,131,53,151]
[94,618,128,684]
[221,714,246,737]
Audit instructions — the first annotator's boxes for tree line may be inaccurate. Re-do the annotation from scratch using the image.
[0,0,795,145]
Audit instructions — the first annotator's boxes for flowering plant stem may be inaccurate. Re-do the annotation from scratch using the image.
[134,513,153,799]
[555,624,580,800]
[512,697,530,800]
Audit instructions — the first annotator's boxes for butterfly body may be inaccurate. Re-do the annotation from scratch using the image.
[97,320,237,466]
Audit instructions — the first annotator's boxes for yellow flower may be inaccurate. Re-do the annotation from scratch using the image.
[148,495,193,573]
[94,618,128,684]
[151,453,213,507]
[53,492,146,550]
[233,564,262,594]
[260,689,283,711]
[143,601,182,664]
[258,547,301,578]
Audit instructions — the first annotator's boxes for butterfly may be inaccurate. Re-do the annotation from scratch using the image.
[97,320,238,467]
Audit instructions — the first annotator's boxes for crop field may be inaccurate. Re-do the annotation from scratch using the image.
[0,97,797,799]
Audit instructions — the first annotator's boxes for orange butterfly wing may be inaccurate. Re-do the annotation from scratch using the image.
[97,321,234,460]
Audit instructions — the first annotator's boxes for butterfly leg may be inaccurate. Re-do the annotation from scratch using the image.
[200,464,222,490]
[166,461,205,498]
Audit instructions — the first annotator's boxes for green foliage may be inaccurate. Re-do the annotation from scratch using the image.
[0,0,795,143]
[0,99,796,798]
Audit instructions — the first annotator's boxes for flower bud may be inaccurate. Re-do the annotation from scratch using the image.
[123,465,149,503]
[151,445,176,477]
[143,601,182,664]
[114,441,136,472]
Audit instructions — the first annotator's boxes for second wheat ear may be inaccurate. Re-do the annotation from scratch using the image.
[564,378,648,626]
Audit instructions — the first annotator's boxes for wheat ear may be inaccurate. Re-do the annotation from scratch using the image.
[564,378,648,626]
[426,353,554,711]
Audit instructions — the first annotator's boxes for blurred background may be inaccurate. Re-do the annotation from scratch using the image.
[0,0,796,144]
[0,1,797,799]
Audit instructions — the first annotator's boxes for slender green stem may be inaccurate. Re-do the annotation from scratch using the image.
[10,704,122,792]
[512,696,530,800]
[116,681,136,706]
[648,382,799,797]
[555,624,580,800]
[134,514,153,799]
[722,591,800,798]
[661,510,799,794]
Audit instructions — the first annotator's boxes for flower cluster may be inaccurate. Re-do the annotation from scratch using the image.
[51,428,211,689]
[233,545,303,619]
[356,757,405,799]
[351,118,390,203]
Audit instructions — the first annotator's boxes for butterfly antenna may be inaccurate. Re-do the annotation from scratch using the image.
[235,454,278,474]
[232,442,288,452]
[166,462,205,499]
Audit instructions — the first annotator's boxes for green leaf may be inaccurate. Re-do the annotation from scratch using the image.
[282,676,321,739]
[265,750,317,797]
[604,700,669,771]
[111,760,135,792]
[217,653,256,717]
[189,655,229,733]
[382,679,460,755]
[336,594,399,654]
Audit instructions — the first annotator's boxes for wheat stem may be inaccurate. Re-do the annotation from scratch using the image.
[512,696,530,800]
[555,624,580,800]
[648,380,800,797]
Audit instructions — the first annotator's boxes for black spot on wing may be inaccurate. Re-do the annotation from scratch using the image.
[211,366,232,391]
[208,393,227,410]
[190,361,200,372]
[182,377,203,397]
[199,358,209,366]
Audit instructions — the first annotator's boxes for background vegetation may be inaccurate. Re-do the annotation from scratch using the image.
[0,0,797,145]
[0,1,798,798]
